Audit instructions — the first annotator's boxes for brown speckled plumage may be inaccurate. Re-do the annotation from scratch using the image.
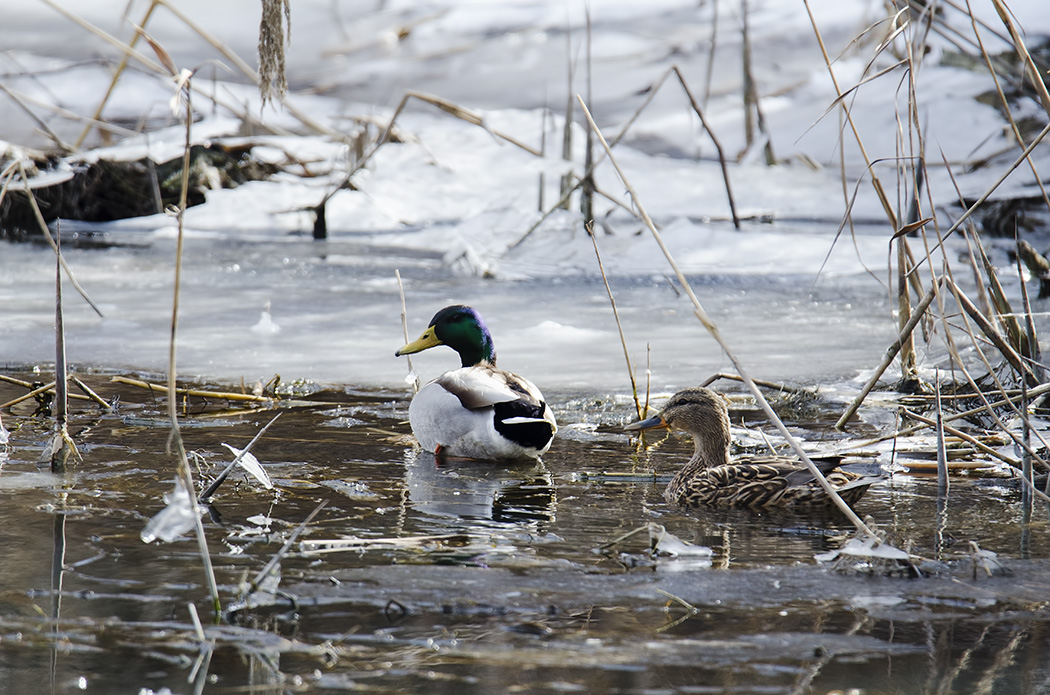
[625,387,878,509]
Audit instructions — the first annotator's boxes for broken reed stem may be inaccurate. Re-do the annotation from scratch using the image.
[587,221,641,419]
[701,372,810,395]
[901,411,1050,505]
[51,227,75,471]
[165,71,221,618]
[576,94,873,537]
[899,408,1015,466]
[836,277,942,430]
[198,413,281,502]
[0,82,71,151]
[580,6,594,224]
[856,381,1050,449]
[395,269,419,394]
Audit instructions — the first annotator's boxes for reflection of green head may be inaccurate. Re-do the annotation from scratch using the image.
[395,305,496,368]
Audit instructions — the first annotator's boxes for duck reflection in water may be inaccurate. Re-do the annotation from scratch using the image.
[403,449,556,528]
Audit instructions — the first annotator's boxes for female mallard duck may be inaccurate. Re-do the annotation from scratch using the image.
[625,386,878,509]
[396,305,557,461]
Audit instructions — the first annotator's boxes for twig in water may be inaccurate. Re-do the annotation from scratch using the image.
[111,376,275,403]
[576,95,874,537]
[242,500,328,600]
[69,376,113,411]
[701,372,809,395]
[0,380,92,410]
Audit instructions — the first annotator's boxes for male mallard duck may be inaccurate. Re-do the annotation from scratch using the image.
[625,386,878,509]
[396,305,557,460]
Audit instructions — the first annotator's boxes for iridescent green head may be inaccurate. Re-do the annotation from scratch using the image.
[396,305,497,368]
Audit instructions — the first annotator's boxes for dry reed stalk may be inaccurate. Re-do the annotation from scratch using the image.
[1014,239,1043,381]
[670,67,740,229]
[153,55,220,616]
[111,376,275,403]
[558,28,575,212]
[936,281,1050,472]
[896,237,918,383]
[802,0,898,229]
[937,120,1050,244]
[934,376,949,492]
[898,408,1025,469]
[947,277,1033,380]
[991,0,1050,117]
[0,379,93,409]
[40,0,165,73]
[69,376,112,410]
[586,221,641,419]
[965,1,1050,212]
[74,0,160,149]
[835,277,942,430]
[576,95,875,537]
[395,269,419,394]
[977,242,1032,359]
[740,0,775,165]
[13,160,102,316]
[700,372,809,395]
[0,81,71,151]
[0,83,137,143]
[580,6,594,224]
[855,380,1050,451]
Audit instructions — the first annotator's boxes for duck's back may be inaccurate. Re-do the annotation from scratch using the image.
[665,456,877,509]
[409,365,555,460]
